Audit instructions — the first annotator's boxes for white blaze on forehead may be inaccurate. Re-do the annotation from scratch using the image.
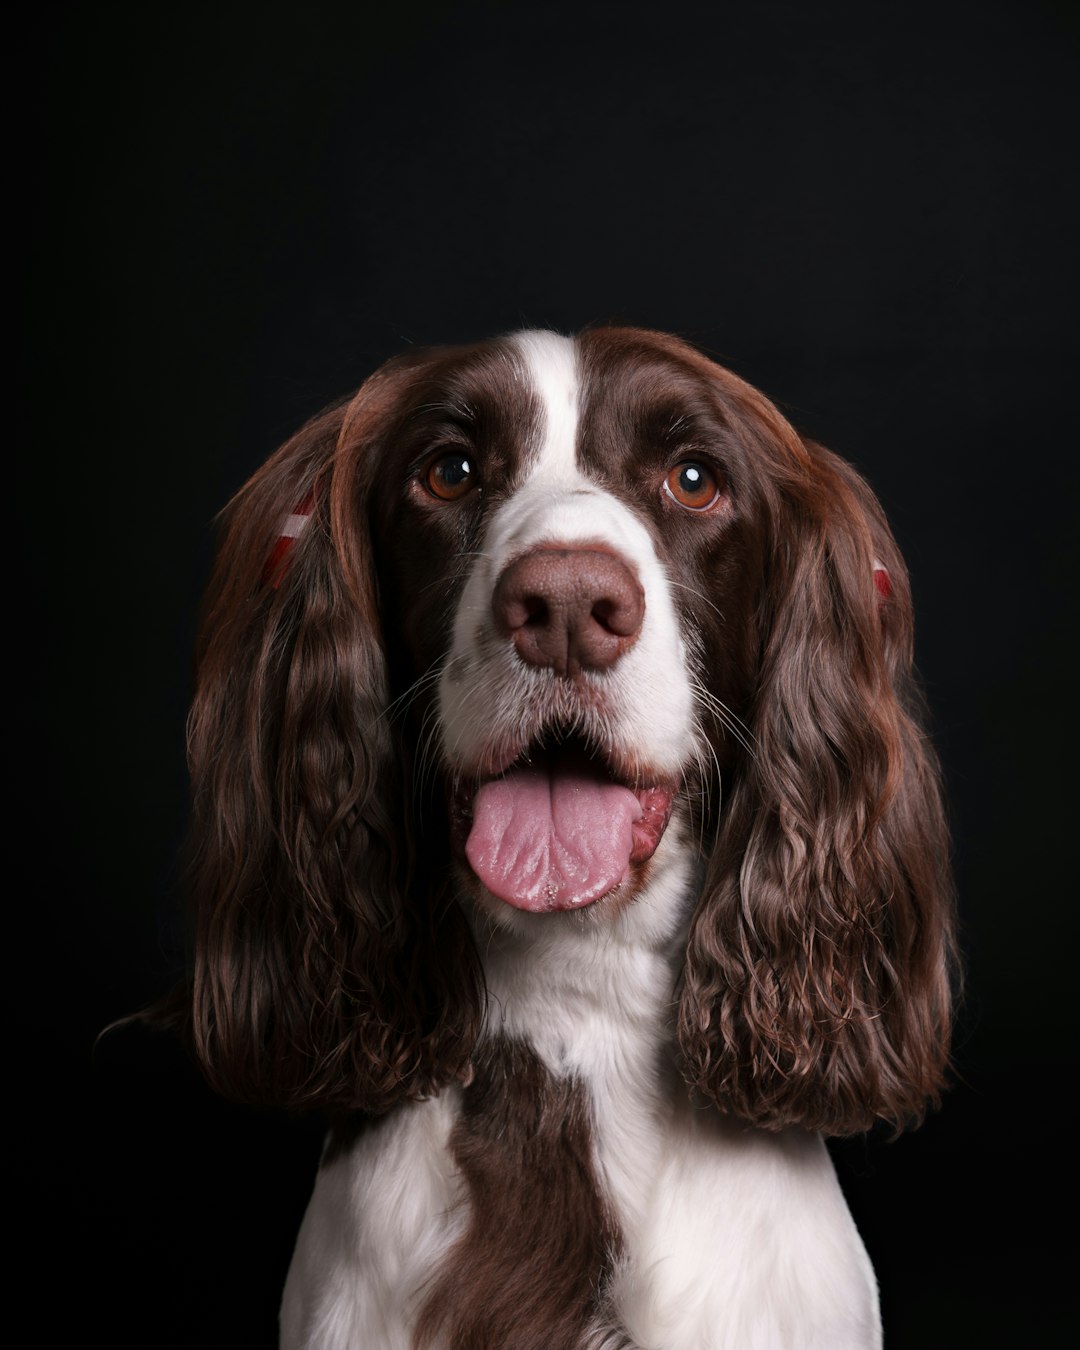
[508,329,581,483]
[498,328,651,562]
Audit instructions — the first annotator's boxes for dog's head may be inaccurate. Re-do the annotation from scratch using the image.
[187,327,955,1133]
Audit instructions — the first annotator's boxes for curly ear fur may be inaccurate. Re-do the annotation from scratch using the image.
[187,364,482,1112]
[679,396,956,1135]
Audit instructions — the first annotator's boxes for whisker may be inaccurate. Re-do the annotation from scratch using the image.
[384,664,443,723]
[689,675,757,758]
[667,579,728,624]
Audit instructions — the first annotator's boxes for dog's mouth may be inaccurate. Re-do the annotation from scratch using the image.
[449,729,676,913]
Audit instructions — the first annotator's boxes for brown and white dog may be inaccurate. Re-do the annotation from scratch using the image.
[187,327,955,1349]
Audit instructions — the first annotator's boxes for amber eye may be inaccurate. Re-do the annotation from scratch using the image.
[423,450,476,501]
[663,460,723,511]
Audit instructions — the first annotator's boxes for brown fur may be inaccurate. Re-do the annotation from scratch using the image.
[413,1037,622,1350]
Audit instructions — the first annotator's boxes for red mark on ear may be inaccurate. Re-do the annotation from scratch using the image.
[265,492,315,587]
[872,560,892,601]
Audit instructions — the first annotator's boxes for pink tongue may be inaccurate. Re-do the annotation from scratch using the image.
[465,761,643,911]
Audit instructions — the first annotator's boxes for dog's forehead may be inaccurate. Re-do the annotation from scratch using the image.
[378,329,728,501]
[503,328,722,481]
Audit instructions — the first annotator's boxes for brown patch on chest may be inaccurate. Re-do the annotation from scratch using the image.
[413,1036,622,1350]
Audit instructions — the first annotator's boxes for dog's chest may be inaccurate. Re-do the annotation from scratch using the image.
[282,885,881,1350]
[281,1038,879,1349]
[464,906,877,1348]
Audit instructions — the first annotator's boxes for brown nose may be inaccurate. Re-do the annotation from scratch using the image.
[492,546,645,676]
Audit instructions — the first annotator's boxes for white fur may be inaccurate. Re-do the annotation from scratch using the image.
[281,332,882,1349]
[281,1093,466,1350]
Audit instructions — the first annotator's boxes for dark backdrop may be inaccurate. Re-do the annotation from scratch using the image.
[24,2,1077,1346]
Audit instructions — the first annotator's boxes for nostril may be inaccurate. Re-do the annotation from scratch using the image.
[592,598,617,630]
[503,591,549,630]
[592,592,643,637]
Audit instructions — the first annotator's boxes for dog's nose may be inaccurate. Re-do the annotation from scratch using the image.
[492,546,645,675]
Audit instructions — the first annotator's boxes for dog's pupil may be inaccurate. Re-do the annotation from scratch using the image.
[440,455,470,485]
[681,465,704,494]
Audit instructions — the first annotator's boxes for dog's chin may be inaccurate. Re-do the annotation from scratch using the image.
[447,731,677,916]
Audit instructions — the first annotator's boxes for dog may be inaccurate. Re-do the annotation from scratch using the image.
[185,327,955,1349]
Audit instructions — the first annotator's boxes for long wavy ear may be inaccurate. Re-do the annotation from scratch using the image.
[679,421,957,1135]
[187,365,482,1113]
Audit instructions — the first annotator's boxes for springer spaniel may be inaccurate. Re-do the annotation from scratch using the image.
[186,327,955,1349]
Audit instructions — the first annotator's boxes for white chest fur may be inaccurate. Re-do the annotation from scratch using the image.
[281,845,881,1350]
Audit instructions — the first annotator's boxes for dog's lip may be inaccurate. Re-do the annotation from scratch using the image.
[451,732,679,801]
[458,727,674,790]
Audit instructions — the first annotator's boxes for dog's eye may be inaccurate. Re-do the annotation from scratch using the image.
[423,450,476,501]
[664,461,724,511]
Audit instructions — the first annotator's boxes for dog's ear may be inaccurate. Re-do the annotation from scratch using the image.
[679,418,956,1134]
[187,364,482,1113]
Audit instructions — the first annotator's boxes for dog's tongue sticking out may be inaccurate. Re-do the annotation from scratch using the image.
[465,755,644,911]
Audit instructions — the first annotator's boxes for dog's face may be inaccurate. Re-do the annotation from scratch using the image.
[366,329,767,921]
[189,326,954,1131]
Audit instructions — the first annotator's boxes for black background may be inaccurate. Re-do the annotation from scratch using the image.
[24,1,1077,1346]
